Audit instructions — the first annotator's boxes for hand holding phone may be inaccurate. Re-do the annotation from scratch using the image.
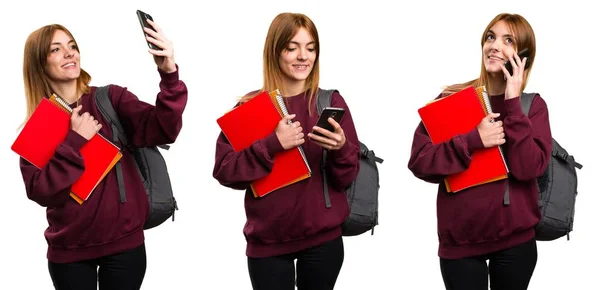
[312,107,345,137]
[504,48,530,76]
[136,10,162,51]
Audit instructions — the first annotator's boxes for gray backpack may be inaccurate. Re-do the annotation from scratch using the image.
[317,89,383,236]
[520,93,582,241]
[94,85,178,230]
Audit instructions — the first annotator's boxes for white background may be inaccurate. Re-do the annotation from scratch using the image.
[0,0,596,289]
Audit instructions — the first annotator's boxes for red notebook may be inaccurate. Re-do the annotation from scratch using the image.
[11,96,122,204]
[216,90,311,197]
[417,86,508,192]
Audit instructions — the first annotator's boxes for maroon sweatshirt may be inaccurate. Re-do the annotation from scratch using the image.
[19,68,187,263]
[408,92,552,259]
[213,89,361,258]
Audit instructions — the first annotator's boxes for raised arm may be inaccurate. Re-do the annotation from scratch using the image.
[320,92,361,191]
[502,95,552,180]
[109,68,187,147]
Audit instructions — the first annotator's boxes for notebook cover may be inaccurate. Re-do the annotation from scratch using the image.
[216,90,311,197]
[11,98,71,167]
[417,86,508,192]
[71,134,122,202]
[11,97,122,203]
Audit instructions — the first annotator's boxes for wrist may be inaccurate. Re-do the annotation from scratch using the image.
[465,127,485,152]
[160,66,177,74]
[338,135,347,149]
[265,132,285,155]
[159,61,177,74]
[504,87,521,100]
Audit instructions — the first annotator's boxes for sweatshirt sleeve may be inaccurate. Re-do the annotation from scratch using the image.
[19,130,87,207]
[407,120,485,184]
[323,92,361,191]
[110,66,188,147]
[502,95,552,180]
[213,128,286,190]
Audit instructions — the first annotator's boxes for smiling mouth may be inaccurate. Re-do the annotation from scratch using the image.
[62,62,76,68]
[488,56,504,62]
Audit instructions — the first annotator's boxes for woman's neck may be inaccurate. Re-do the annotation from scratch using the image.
[486,73,506,96]
[51,82,80,104]
[280,79,306,97]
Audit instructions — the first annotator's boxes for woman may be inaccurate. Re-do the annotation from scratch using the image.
[213,12,361,290]
[408,13,552,290]
[20,19,187,290]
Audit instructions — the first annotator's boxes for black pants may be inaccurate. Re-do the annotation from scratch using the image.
[248,236,344,290]
[440,238,537,290]
[48,243,147,290]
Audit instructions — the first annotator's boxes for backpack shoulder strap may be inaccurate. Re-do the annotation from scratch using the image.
[94,85,130,149]
[93,85,127,203]
[316,89,337,114]
[520,92,536,116]
[316,88,338,209]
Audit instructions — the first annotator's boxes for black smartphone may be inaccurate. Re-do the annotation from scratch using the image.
[313,107,346,137]
[136,10,162,51]
[504,48,530,75]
